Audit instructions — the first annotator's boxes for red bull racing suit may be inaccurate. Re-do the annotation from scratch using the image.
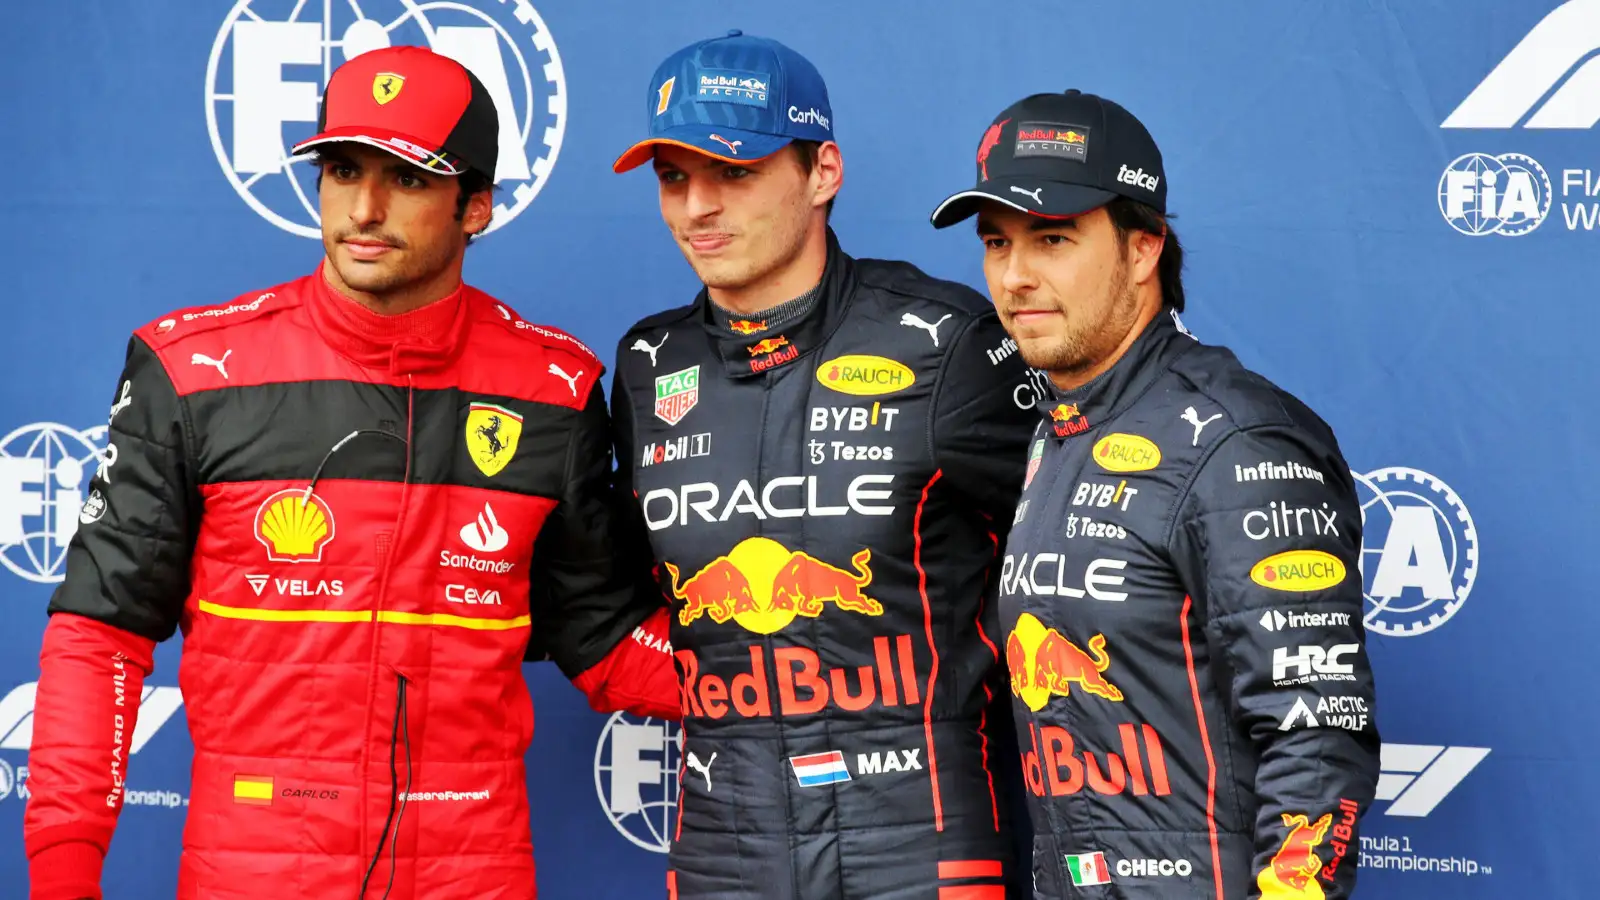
[23,270,677,900]
[611,230,1041,898]
[999,310,1380,899]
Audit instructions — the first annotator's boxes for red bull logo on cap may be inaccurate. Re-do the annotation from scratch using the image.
[1006,612,1122,711]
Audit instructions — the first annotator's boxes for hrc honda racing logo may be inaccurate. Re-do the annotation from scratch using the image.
[205,0,566,239]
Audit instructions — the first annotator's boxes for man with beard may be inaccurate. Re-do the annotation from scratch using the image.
[608,30,1038,900]
[23,46,676,900]
[930,89,1380,898]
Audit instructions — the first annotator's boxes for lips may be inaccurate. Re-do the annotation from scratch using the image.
[342,239,396,261]
[685,233,734,253]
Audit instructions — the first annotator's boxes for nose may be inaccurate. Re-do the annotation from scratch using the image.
[683,173,722,222]
[1000,246,1038,296]
[348,175,387,230]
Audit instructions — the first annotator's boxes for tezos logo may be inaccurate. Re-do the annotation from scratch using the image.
[206,1,567,239]
[0,422,110,584]
[594,711,680,854]
[1352,467,1477,637]
[1437,152,1550,236]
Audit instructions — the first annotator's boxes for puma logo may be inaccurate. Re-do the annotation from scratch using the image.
[190,350,232,380]
[1182,406,1223,446]
[899,312,953,348]
[548,363,581,398]
[687,751,717,791]
[630,333,669,367]
[1009,185,1044,205]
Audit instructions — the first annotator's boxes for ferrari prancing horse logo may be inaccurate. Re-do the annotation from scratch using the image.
[466,402,523,477]
[373,73,405,105]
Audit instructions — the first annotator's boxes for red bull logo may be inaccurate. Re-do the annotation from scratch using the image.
[1060,130,1087,144]
[1256,812,1333,899]
[1049,403,1089,438]
[977,118,1008,180]
[1021,722,1171,799]
[729,319,768,335]
[1005,613,1122,711]
[667,538,913,721]
[664,537,883,634]
[676,635,919,720]
[748,336,800,373]
[747,337,789,357]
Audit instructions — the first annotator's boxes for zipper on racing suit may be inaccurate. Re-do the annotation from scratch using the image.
[303,376,415,898]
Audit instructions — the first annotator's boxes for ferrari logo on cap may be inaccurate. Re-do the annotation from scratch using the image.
[466,402,523,477]
[373,73,405,105]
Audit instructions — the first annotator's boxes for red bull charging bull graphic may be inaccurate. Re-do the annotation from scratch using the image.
[666,538,915,720]
[1257,810,1336,899]
[1006,613,1172,799]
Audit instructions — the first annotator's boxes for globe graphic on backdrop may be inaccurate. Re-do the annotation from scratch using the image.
[0,423,108,584]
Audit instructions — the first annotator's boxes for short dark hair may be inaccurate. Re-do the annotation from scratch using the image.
[790,140,835,221]
[456,168,495,243]
[1105,196,1185,312]
[310,149,496,242]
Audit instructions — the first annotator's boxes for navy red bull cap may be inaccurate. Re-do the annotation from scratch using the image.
[291,45,499,178]
[612,30,834,173]
[930,89,1167,228]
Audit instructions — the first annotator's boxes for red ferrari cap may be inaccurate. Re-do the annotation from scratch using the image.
[291,46,498,177]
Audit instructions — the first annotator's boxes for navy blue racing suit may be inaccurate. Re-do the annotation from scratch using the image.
[998,310,1380,899]
[610,230,1040,898]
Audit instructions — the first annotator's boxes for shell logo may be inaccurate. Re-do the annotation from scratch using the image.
[254,488,336,563]
[1092,433,1161,473]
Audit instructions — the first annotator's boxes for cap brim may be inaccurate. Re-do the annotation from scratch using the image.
[929,181,1118,229]
[612,127,793,173]
[290,126,466,175]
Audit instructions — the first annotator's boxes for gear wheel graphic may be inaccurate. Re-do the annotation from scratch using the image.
[1353,466,1479,637]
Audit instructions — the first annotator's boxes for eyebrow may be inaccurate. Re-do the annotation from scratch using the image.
[654,154,752,174]
[975,214,1081,235]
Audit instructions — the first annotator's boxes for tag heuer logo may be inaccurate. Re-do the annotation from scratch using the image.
[654,366,700,426]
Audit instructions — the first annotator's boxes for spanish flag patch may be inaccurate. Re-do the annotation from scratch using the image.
[233,774,274,805]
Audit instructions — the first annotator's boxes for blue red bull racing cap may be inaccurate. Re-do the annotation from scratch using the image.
[930,89,1167,227]
[612,30,835,172]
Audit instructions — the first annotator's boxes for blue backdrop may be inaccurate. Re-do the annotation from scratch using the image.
[1,1,1595,897]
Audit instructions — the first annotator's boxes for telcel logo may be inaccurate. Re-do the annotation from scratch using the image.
[1117,164,1160,192]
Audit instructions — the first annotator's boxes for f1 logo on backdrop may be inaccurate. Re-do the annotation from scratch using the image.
[1437,0,1600,235]
[205,0,568,239]
[594,711,679,854]
[0,681,184,755]
[1377,743,1490,817]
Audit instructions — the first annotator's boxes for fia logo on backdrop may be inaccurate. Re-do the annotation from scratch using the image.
[1437,0,1600,235]
[594,711,680,853]
[0,423,109,584]
[206,0,567,239]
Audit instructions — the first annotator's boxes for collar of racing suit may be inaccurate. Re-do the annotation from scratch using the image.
[1036,307,1198,437]
[306,261,474,375]
[697,227,856,379]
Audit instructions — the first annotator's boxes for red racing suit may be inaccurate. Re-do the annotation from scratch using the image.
[22,268,677,900]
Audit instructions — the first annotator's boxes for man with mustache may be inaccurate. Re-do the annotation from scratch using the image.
[23,46,676,900]
[930,89,1380,898]
[608,29,1039,900]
